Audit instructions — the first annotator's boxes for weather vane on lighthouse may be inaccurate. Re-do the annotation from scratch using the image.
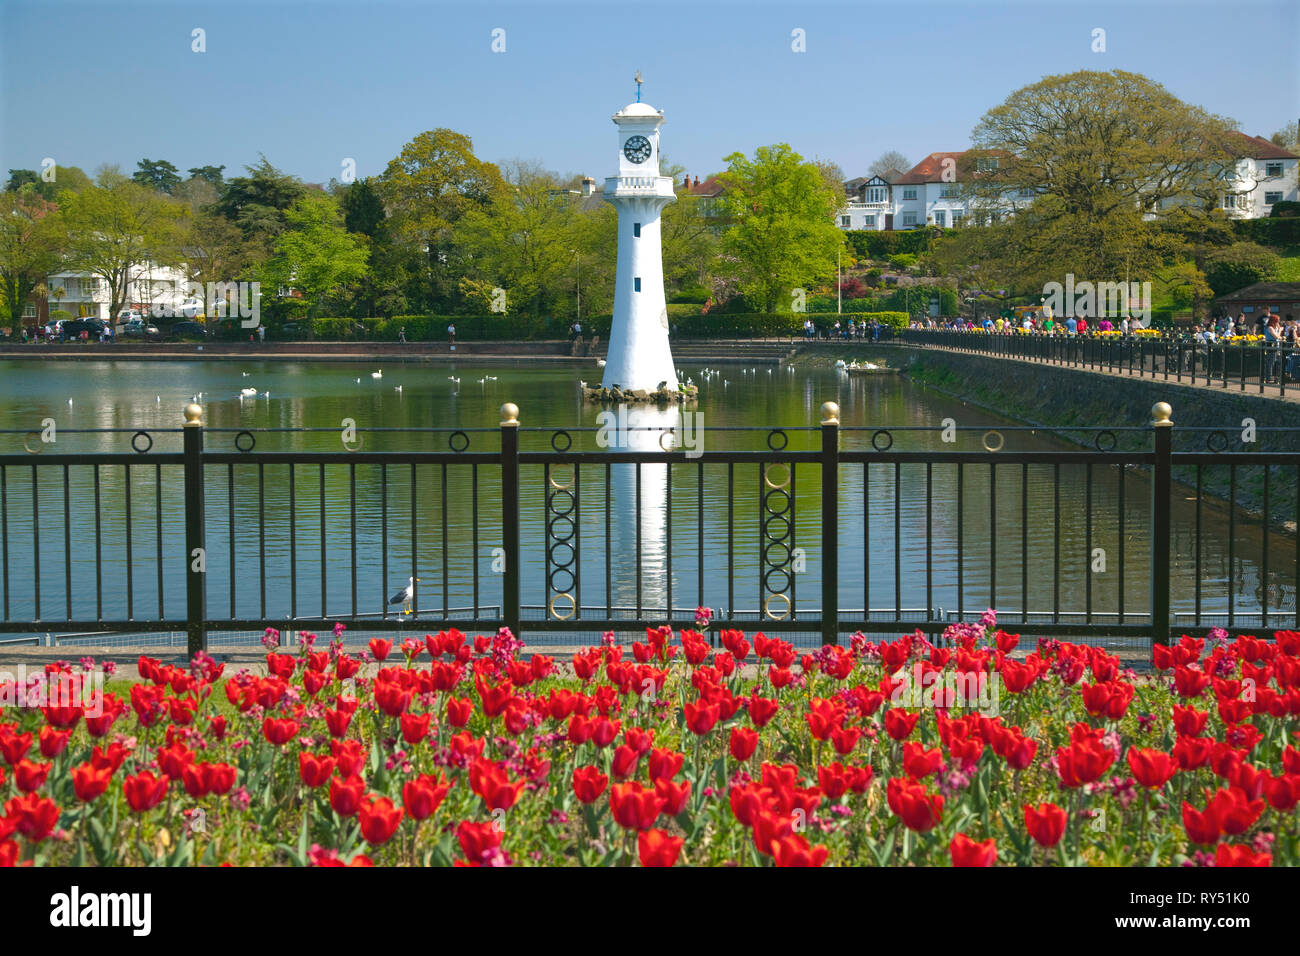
[634,70,643,103]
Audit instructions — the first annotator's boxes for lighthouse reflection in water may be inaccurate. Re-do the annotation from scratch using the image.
[596,404,702,618]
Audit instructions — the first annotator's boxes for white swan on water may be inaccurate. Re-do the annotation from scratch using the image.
[371,370,383,379]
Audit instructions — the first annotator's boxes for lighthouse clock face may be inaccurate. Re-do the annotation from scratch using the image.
[623,135,652,164]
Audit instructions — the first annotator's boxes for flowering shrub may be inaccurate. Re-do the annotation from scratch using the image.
[0,616,1296,867]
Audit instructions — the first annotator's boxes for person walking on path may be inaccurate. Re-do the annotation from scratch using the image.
[398,326,407,343]
[447,322,456,350]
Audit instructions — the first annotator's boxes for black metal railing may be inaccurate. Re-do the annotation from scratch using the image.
[0,402,1297,656]
[900,328,1300,395]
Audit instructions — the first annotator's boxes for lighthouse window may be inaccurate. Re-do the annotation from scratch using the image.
[633,222,641,237]
[634,278,641,292]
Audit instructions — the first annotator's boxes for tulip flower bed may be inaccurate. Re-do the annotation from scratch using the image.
[1,614,1297,867]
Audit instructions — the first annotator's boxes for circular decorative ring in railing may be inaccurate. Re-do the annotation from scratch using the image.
[763,565,793,595]
[763,513,792,542]
[767,429,789,452]
[131,430,154,454]
[1206,430,1229,453]
[548,487,576,517]
[658,428,676,453]
[342,432,363,453]
[448,430,470,453]
[548,464,575,491]
[547,565,576,596]
[763,592,792,621]
[548,591,577,621]
[763,462,791,490]
[234,430,256,453]
[550,430,573,453]
[981,430,1005,453]
[762,540,792,567]
[1094,430,1117,452]
[764,488,791,516]
[22,432,44,455]
[547,540,576,571]
[871,429,894,452]
[546,514,577,543]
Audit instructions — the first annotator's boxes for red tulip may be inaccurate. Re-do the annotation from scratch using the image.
[748,695,780,727]
[299,752,337,788]
[1023,802,1067,848]
[14,759,50,793]
[903,742,944,780]
[610,781,665,830]
[572,766,609,805]
[262,717,299,745]
[329,775,367,817]
[445,697,474,727]
[730,726,759,761]
[1266,773,1300,811]
[1126,747,1177,789]
[647,748,684,782]
[400,712,432,744]
[638,828,684,867]
[1181,800,1219,845]
[469,759,526,812]
[402,773,452,821]
[123,771,169,813]
[886,777,944,832]
[0,731,32,765]
[770,834,829,867]
[884,709,920,741]
[369,638,392,661]
[683,701,720,735]
[457,821,503,863]
[1215,844,1271,867]
[4,793,60,842]
[358,796,404,845]
[654,778,691,816]
[950,832,997,867]
[72,763,113,803]
[38,727,71,759]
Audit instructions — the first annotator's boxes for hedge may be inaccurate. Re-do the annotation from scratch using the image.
[1232,218,1300,248]
[669,311,911,336]
[843,228,952,261]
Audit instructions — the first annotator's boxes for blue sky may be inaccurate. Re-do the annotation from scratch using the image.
[2,0,1296,186]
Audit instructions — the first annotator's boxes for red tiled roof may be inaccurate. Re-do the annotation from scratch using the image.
[1224,131,1298,161]
[687,175,725,197]
[893,152,968,185]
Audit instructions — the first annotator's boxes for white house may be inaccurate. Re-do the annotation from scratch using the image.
[837,151,1028,231]
[1215,132,1298,219]
[44,261,192,322]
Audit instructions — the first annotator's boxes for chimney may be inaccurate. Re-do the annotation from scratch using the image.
[683,175,690,190]
[581,176,595,197]
[694,175,700,187]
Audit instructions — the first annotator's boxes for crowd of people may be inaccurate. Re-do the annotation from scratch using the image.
[912,310,1300,343]
[802,317,885,341]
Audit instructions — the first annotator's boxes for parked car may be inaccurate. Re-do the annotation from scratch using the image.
[168,321,210,340]
[117,309,145,324]
[59,318,108,340]
[45,319,65,338]
[122,318,162,340]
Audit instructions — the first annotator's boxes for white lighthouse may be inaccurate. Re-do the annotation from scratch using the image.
[601,83,678,393]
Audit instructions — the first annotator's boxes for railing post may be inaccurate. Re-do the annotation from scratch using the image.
[500,402,521,640]
[820,402,839,646]
[182,403,207,656]
[1150,401,1173,648]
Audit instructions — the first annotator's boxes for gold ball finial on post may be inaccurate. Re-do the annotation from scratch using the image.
[183,403,204,428]
[820,402,840,425]
[500,403,520,427]
[1151,402,1173,427]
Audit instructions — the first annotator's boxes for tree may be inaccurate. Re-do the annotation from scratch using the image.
[0,190,63,332]
[182,209,258,315]
[132,159,183,194]
[1203,242,1279,296]
[260,193,369,317]
[452,161,594,321]
[715,144,844,313]
[214,157,306,247]
[58,177,187,322]
[6,169,55,201]
[188,165,226,189]
[380,129,507,310]
[968,71,1236,230]
[1270,122,1298,151]
[869,151,911,178]
[340,177,387,239]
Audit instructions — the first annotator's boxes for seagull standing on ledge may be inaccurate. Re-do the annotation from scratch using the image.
[389,576,419,616]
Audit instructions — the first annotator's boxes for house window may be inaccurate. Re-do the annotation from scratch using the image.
[1265,191,1283,205]
[866,187,885,204]
[902,188,917,200]
[634,277,641,292]
[863,215,876,229]
[950,210,965,226]
[901,212,918,227]
[976,157,998,172]
[840,215,851,227]
[23,303,36,318]
[932,211,946,227]
[1223,193,1246,210]
[1266,162,1283,178]
[939,185,957,198]
[633,222,641,237]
